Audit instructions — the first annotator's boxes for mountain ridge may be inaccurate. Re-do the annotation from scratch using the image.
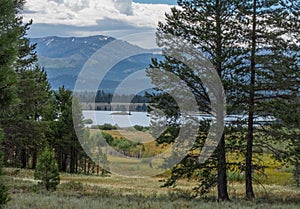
[30,35,160,91]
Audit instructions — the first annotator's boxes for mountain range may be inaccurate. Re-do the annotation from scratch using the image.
[30,35,161,92]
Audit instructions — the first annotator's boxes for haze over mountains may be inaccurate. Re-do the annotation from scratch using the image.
[31,35,161,91]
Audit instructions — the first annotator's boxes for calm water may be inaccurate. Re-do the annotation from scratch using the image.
[82,111,276,128]
[83,111,150,127]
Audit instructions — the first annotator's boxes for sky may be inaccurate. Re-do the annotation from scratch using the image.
[22,0,178,48]
[133,0,177,4]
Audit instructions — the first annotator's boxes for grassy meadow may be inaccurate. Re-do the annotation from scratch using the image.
[2,128,300,208]
[2,168,300,209]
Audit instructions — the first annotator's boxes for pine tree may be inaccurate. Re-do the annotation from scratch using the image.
[0,0,23,115]
[1,0,53,169]
[0,0,25,205]
[231,0,300,199]
[146,0,245,200]
[34,147,60,191]
[2,66,53,169]
[53,87,86,173]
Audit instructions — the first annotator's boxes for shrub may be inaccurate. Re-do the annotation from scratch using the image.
[133,125,144,132]
[0,130,9,205]
[34,147,60,191]
[101,132,115,145]
[98,123,117,130]
[84,119,93,124]
[0,182,9,206]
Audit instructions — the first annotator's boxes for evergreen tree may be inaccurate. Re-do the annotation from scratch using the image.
[0,0,23,115]
[146,0,244,200]
[34,147,60,191]
[231,0,300,199]
[53,87,86,173]
[0,0,26,205]
[1,0,53,169]
[270,95,300,187]
[2,66,53,168]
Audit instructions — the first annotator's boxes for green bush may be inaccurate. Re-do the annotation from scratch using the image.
[84,119,93,124]
[133,125,144,131]
[101,132,114,145]
[227,170,245,182]
[98,123,117,130]
[0,182,9,206]
[34,147,60,191]
[0,130,9,205]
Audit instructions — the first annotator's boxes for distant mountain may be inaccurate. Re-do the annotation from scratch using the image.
[30,35,161,91]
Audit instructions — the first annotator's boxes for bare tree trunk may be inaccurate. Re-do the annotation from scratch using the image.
[245,0,257,199]
[215,0,229,201]
[217,134,229,200]
[32,149,37,169]
[21,148,27,168]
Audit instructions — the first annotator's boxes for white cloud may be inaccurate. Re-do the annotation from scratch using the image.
[23,0,173,48]
[23,0,171,29]
[113,0,133,15]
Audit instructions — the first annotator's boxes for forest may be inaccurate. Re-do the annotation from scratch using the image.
[0,0,299,208]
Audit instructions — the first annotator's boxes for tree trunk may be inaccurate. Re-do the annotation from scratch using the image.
[245,0,257,199]
[84,157,87,174]
[61,153,67,172]
[70,146,75,174]
[246,112,255,199]
[217,134,229,200]
[20,148,27,168]
[215,0,229,201]
[32,149,37,169]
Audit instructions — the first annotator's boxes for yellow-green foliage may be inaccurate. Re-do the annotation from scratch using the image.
[227,152,293,186]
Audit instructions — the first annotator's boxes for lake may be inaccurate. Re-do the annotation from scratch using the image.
[83,111,151,127]
[82,111,276,128]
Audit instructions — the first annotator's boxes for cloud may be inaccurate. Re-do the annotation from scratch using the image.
[23,0,173,48]
[113,0,133,15]
[23,0,171,29]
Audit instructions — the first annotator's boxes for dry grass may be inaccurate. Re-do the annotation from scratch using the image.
[3,173,300,209]
[89,129,171,158]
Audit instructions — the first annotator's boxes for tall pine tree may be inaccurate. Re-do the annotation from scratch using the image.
[1,0,53,169]
[0,0,23,114]
[52,87,86,173]
[147,0,245,200]
[231,0,300,199]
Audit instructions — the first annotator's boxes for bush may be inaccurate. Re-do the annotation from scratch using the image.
[227,170,245,182]
[133,125,144,132]
[99,123,117,130]
[0,130,9,205]
[84,119,93,124]
[0,182,9,205]
[101,132,115,145]
[34,147,60,191]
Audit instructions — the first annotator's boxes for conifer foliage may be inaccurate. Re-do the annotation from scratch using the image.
[34,147,60,191]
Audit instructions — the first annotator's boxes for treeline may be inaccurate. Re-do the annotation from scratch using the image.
[75,90,149,103]
[0,0,100,177]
